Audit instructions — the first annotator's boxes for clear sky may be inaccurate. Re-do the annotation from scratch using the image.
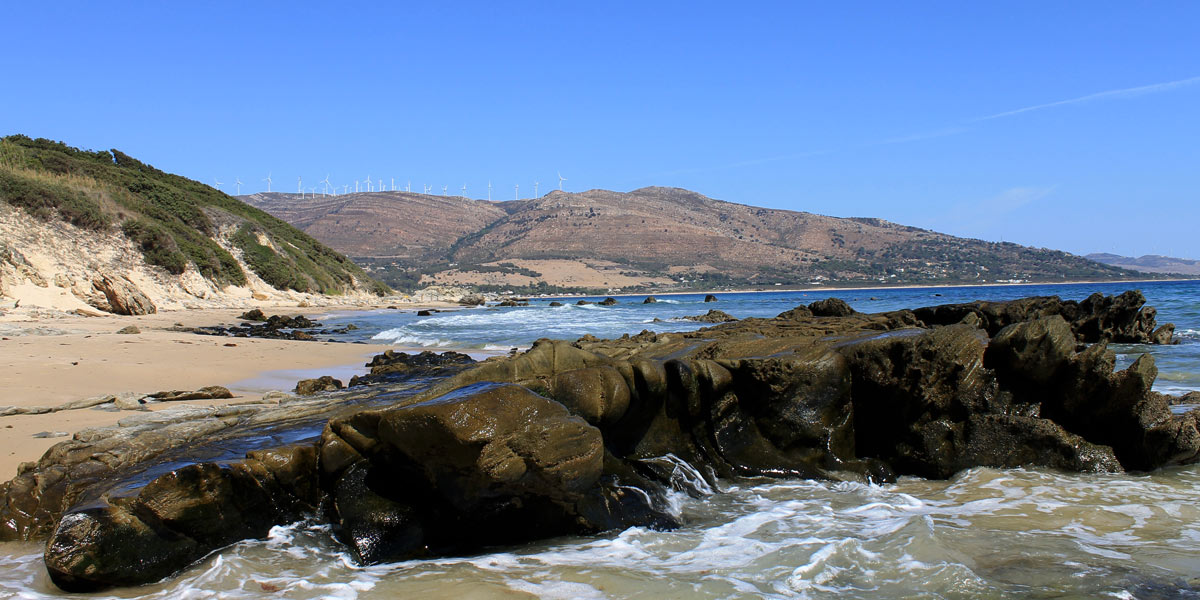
[3,2,1197,258]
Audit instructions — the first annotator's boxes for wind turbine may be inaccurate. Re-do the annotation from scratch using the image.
[321,175,331,196]
[391,177,395,191]
[488,180,492,201]
[298,176,302,196]
[378,179,383,192]
[262,172,273,193]
[343,184,348,194]
[214,178,223,190]
[365,175,372,192]
[442,185,448,196]
[558,172,567,191]
[515,183,519,200]
[461,183,467,197]
[355,180,360,193]
[533,181,539,198]
[406,181,411,192]
[235,177,243,195]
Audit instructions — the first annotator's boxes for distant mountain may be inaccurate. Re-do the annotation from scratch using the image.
[243,186,1152,292]
[0,136,387,312]
[1087,253,1200,276]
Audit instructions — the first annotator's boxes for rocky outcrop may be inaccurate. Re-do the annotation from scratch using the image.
[191,313,357,341]
[681,309,738,323]
[599,297,618,306]
[8,291,1194,591]
[91,274,156,316]
[912,290,1174,344]
[643,296,658,303]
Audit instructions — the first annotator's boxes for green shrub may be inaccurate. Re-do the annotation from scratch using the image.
[121,218,188,274]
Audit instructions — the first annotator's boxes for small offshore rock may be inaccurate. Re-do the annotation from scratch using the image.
[643,296,658,304]
[576,300,592,306]
[704,294,718,302]
[548,302,564,307]
[417,310,433,316]
[598,297,618,306]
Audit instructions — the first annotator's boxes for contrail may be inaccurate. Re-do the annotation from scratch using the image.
[975,75,1200,121]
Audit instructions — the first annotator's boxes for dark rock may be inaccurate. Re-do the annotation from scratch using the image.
[497,299,529,307]
[239,309,267,322]
[319,383,642,565]
[576,300,592,305]
[115,326,140,335]
[912,291,1174,344]
[332,462,426,564]
[682,309,738,323]
[809,298,856,317]
[416,310,433,316]
[776,306,814,320]
[1170,391,1200,405]
[458,295,486,306]
[294,376,344,396]
[548,302,564,307]
[44,445,318,592]
[704,294,718,302]
[361,349,475,378]
[599,297,618,306]
[643,296,658,304]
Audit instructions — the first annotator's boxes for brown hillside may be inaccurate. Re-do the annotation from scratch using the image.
[243,192,505,259]
[245,186,1143,289]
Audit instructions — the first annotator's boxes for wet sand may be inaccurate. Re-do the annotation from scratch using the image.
[0,306,413,480]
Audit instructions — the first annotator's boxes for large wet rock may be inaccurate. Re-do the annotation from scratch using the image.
[9,290,1193,591]
[44,445,318,592]
[321,382,675,565]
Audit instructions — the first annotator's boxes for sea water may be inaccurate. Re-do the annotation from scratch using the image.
[3,280,1199,598]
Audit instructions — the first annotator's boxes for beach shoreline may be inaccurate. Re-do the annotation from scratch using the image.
[0,301,458,480]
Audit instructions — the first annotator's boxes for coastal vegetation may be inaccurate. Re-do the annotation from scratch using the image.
[0,135,388,296]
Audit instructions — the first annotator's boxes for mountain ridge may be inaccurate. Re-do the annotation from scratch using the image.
[242,186,1152,292]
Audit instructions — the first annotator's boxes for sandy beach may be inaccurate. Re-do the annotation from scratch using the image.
[0,305,424,480]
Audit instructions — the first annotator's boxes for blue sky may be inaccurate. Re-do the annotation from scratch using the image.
[2,2,1197,258]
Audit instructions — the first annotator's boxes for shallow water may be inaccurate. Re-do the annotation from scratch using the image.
[3,280,1199,598]
[6,466,1200,599]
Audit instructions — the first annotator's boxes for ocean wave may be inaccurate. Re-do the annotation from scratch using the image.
[371,330,454,347]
